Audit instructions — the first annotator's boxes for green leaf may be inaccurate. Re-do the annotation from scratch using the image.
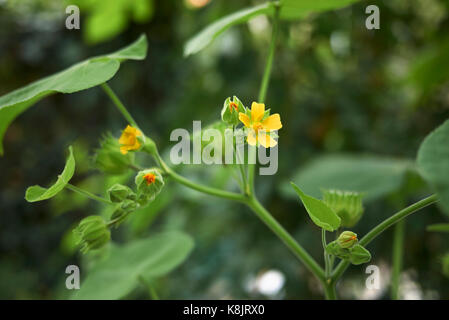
[349,244,371,265]
[0,34,148,155]
[280,0,361,20]
[71,231,194,300]
[291,182,341,231]
[417,119,449,215]
[426,223,449,233]
[25,146,75,202]
[282,155,413,202]
[184,3,273,56]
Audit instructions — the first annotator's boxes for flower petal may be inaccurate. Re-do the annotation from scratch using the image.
[262,113,282,131]
[239,113,251,128]
[251,102,265,122]
[247,130,257,146]
[258,132,277,148]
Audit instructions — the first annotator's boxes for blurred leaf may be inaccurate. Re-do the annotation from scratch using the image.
[280,0,360,20]
[417,119,449,214]
[407,37,449,98]
[291,182,341,231]
[71,231,194,300]
[184,3,273,56]
[427,223,449,233]
[0,34,147,155]
[282,155,413,202]
[25,146,75,202]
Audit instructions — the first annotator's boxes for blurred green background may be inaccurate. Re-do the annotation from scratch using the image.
[0,0,449,299]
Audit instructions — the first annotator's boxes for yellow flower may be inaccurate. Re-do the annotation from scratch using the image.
[118,125,142,155]
[238,102,282,148]
[143,173,156,186]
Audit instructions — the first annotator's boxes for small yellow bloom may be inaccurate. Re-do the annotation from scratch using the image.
[238,102,282,148]
[143,173,156,185]
[119,125,142,155]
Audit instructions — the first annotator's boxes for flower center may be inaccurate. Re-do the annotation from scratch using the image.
[252,122,264,132]
[143,173,156,185]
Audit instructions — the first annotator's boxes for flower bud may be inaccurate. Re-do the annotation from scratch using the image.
[337,231,358,249]
[135,169,164,205]
[107,184,136,203]
[322,189,364,227]
[109,200,139,227]
[94,133,133,175]
[73,216,110,253]
[221,96,245,126]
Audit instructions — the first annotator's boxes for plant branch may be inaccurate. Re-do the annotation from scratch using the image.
[331,194,438,283]
[66,183,112,205]
[101,83,139,128]
[246,196,326,283]
[391,220,405,300]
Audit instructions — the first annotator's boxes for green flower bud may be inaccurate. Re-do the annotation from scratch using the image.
[107,184,136,203]
[93,133,133,175]
[337,231,358,249]
[322,189,364,227]
[109,200,139,227]
[221,96,245,126]
[135,169,164,205]
[73,216,110,253]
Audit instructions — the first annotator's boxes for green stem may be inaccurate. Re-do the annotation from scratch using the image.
[246,196,326,283]
[324,283,337,300]
[322,229,330,279]
[331,194,438,283]
[248,3,280,195]
[391,220,405,300]
[101,83,139,128]
[153,151,246,203]
[258,3,280,103]
[66,183,112,205]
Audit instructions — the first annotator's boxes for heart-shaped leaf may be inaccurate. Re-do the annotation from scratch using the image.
[25,146,75,202]
[0,34,148,155]
[417,119,449,215]
[71,231,194,300]
[291,182,341,231]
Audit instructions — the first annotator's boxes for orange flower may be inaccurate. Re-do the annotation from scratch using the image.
[119,125,142,155]
[143,173,156,185]
[238,102,282,148]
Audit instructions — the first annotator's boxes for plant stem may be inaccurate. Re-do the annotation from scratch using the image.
[324,283,337,300]
[246,195,326,283]
[258,3,280,103]
[331,194,438,283]
[391,220,405,300]
[101,83,139,128]
[322,229,330,279]
[66,183,112,205]
[248,3,280,196]
[153,151,247,203]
